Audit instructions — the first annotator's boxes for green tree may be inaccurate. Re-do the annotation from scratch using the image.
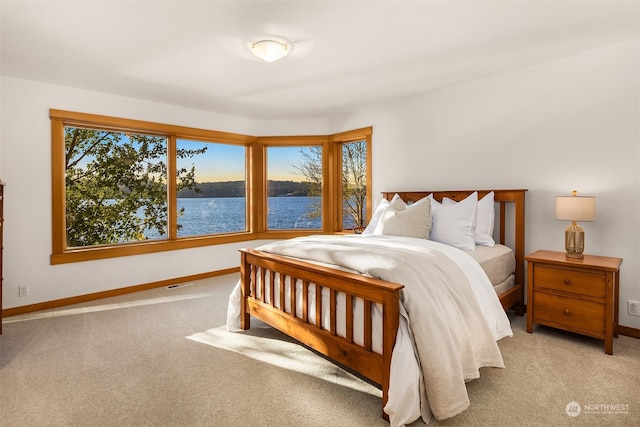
[65,127,205,247]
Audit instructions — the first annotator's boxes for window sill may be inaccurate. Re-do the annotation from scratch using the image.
[50,232,257,265]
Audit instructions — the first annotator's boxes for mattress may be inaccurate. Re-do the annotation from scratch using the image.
[492,274,515,295]
[466,244,516,286]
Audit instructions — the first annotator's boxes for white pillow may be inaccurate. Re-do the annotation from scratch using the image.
[373,195,432,239]
[362,194,399,234]
[443,191,495,247]
[430,192,478,251]
[476,191,496,247]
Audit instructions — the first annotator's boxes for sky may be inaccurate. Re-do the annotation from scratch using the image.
[177,140,245,182]
[68,127,312,183]
[267,146,311,182]
[178,140,314,182]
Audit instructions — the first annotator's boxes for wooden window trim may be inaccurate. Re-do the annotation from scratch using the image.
[258,135,331,233]
[50,110,257,265]
[330,127,373,231]
[258,127,372,235]
[51,109,371,264]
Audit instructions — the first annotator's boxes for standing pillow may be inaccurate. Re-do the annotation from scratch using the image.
[373,195,432,239]
[430,192,478,251]
[363,194,401,234]
[443,191,495,247]
[475,191,496,247]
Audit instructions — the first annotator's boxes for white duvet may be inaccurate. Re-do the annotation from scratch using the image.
[227,234,512,426]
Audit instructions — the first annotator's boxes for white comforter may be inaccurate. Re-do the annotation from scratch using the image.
[227,234,512,426]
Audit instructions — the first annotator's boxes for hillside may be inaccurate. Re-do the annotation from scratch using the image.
[177,180,316,198]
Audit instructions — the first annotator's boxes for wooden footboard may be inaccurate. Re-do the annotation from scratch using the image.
[240,248,403,419]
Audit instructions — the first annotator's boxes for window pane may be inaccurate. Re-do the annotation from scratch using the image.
[267,146,322,230]
[65,127,168,247]
[342,140,367,230]
[176,140,246,236]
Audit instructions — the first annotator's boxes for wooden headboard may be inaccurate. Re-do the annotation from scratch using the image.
[382,189,527,314]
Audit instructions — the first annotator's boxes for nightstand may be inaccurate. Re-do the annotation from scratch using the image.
[525,250,622,355]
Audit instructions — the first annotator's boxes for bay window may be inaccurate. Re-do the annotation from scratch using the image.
[50,109,371,264]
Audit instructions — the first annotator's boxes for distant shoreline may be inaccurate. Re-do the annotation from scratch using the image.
[177,180,315,198]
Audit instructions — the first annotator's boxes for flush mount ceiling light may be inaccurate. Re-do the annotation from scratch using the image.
[251,40,288,62]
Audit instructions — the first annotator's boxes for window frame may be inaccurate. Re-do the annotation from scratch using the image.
[330,128,373,232]
[51,109,372,264]
[50,110,256,264]
[174,138,249,238]
[256,135,331,239]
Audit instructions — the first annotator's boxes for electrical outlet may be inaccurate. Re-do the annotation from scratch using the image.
[628,301,640,317]
[18,285,29,297]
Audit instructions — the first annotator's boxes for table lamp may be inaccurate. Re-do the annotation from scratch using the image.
[555,190,596,259]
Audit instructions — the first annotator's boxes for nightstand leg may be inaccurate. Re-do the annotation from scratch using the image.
[526,267,533,333]
[614,271,620,338]
[605,271,616,355]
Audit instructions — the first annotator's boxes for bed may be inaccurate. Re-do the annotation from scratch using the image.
[227,189,526,425]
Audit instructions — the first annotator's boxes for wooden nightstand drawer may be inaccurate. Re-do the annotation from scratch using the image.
[533,292,605,337]
[533,265,605,298]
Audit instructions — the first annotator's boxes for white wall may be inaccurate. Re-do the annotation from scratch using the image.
[331,39,640,329]
[2,39,639,331]
[0,76,329,309]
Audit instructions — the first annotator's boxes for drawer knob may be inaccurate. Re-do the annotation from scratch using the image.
[563,278,571,285]
[564,309,571,316]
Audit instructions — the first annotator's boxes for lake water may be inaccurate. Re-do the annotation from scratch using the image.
[145,197,323,238]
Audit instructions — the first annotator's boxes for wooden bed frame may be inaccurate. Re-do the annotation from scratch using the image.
[239,189,526,419]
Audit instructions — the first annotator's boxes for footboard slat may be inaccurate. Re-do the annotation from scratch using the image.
[269,270,276,307]
[364,300,372,352]
[279,272,286,310]
[259,267,266,303]
[345,294,354,343]
[330,289,337,335]
[290,276,297,317]
[302,280,309,322]
[250,265,257,299]
[316,284,323,329]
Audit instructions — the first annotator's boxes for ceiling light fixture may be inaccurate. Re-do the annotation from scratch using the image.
[251,40,288,62]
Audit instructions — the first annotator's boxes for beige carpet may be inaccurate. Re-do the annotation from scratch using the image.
[1,273,638,426]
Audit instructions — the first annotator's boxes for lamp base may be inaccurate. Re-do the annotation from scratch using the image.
[565,223,585,260]
[565,252,584,260]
